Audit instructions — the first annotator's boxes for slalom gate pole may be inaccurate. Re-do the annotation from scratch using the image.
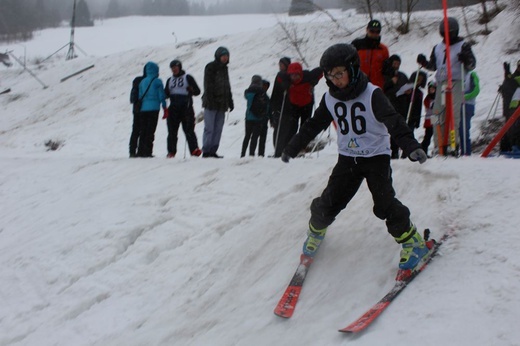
[481,106,520,157]
[442,0,456,153]
[461,65,467,155]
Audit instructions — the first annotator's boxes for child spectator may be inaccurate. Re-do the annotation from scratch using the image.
[241,75,269,157]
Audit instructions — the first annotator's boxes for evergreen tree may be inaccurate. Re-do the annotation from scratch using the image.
[0,0,35,41]
[76,0,94,27]
[106,0,122,18]
[172,0,190,15]
[289,0,316,16]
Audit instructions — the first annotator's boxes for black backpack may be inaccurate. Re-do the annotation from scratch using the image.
[250,91,268,119]
[131,76,144,113]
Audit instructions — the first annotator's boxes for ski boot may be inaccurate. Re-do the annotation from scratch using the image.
[302,224,327,257]
[395,223,430,271]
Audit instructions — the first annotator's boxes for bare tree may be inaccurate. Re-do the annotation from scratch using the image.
[276,19,310,67]
[394,0,420,34]
[361,0,375,19]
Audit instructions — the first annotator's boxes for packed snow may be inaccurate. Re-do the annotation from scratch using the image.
[1,5,520,346]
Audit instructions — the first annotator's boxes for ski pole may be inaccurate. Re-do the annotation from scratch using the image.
[274,90,287,156]
[406,65,422,124]
[486,91,501,120]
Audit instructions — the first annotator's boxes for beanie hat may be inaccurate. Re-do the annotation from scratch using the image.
[287,62,303,75]
[215,46,230,60]
[388,54,401,63]
[169,59,182,69]
[251,75,262,87]
[367,19,382,30]
[279,57,291,68]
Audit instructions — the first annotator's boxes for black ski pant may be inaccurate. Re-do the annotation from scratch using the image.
[258,121,268,157]
[309,154,411,239]
[129,110,143,156]
[241,120,263,157]
[421,127,434,154]
[137,110,159,157]
[167,109,199,155]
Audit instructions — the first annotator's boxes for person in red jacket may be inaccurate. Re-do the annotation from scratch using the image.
[275,62,323,156]
[352,19,389,88]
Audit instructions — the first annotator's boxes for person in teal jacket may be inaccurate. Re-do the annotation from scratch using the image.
[137,61,167,157]
[241,75,269,157]
[459,70,480,155]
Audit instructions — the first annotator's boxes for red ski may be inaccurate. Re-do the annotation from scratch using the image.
[274,254,314,318]
[340,230,445,333]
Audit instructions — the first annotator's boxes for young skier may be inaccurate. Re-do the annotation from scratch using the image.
[281,44,428,270]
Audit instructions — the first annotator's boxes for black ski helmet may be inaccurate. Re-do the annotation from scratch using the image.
[320,43,360,84]
[439,17,459,39]
[169,59,182,70]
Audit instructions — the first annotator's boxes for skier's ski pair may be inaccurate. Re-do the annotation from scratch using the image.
[274,229,446,334]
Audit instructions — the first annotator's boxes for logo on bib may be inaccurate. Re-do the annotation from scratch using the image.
[348,138,360,149]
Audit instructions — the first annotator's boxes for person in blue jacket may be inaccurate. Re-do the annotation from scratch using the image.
[137,61,167,157]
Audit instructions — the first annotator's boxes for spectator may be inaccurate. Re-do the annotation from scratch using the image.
[201,46,234,158]
[352,19,390,88]
[137,61,167,158]
[258,79,271,157]
[241,75,269,157]
[383,54,409,158]
[417,17,476,156]
[275,62,322,157]
[129,66,146,158]
[502,60,520,152]
[421,81,437,155]
[459,70,480,155]
[271,57,291,157]
[164,59,202,158]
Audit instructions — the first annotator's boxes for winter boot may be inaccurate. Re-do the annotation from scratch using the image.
[303,223,327,257]
[395,223,429,270]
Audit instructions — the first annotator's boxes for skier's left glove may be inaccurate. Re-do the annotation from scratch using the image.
[162,108,169,119]
[409,148,427,164]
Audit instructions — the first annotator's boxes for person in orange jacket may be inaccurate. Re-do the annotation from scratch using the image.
[352,19,389,89]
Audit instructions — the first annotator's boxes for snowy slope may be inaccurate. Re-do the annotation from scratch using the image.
[1,5,520,346]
